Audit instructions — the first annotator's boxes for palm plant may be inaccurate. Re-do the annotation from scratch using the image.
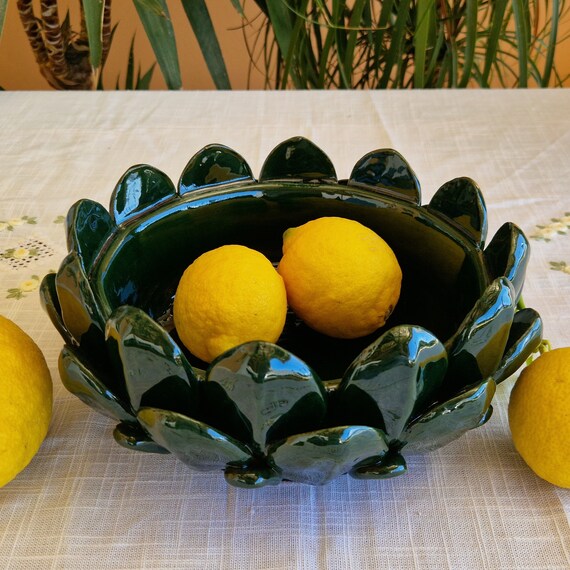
[237,0,570,88]
[0,0,231,90]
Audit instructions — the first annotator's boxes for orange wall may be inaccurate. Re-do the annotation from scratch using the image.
[1,1,569,90]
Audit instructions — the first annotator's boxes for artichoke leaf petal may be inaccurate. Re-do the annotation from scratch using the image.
[110,164,177,225]
[204,341,327,452]
[338,325,447,441]
[349,149,421,204]
[59,345,135,423]
[178,144,254,194]
[137,407,253,471]
[259,136,337,182]
[65,199,115,271]
[402,377,496,453]
[55,252,108,353]
[485,222,529,301]
[428,177,487,246]
[106,305,198,417]
[40,272,74,346]
[445,277,516,391]
[269,425,389,485]
[493,308,543,384]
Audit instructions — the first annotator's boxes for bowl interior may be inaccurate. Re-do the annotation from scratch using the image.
[91,183,488,379]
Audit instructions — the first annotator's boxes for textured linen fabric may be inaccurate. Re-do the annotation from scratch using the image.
[0,90,569,570]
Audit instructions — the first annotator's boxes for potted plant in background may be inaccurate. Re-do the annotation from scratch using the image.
[0,1,568,87]
[237,0,570,88]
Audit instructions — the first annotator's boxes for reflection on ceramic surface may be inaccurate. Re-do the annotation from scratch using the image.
[42,137,543,488]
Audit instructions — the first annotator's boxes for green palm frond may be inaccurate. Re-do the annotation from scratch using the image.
[234,0,570,89]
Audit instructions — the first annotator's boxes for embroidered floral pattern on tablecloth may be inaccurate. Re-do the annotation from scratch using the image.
[0,216,37,232]
[530,212,570,241]
[550,261,570,275]
[1,239,54,269]
[6,275,42,299]
[529,211,569,277]
[0,213,62,300]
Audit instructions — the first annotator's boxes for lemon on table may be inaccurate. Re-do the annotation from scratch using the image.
[277,216,402,339]
[508,347,570,488]
[0,315,52,488]
[173,245,288,363]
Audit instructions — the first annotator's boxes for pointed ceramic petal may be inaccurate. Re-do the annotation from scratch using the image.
[269,426,389,485]
[224,461,282,488]
[259,137,337,182]
[65,199,115,271]
[55,252,108,352]
[137,407,252,471]
[204,341,327,452]
[428,177,488,246]
[178,144,254,194]
[110,164,176,224]
[59,345,135,422]
[350,450,407,480]
[349,149,421,204]
[40,272,73,346]
[493,308,543,384]
[485,222,529,301]
[337,325,447,441]
[445,277,516,391]
[402,377,496,453]
[113,421,170,454]
[106,305,198,417]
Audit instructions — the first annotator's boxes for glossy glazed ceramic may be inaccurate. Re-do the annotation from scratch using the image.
[42,137,543,487]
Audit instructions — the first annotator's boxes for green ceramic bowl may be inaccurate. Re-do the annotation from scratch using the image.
[41,137,542,487]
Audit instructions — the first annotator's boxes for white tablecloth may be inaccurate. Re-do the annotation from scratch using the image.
[0,90,569,570]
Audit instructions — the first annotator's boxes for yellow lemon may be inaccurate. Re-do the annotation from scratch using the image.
[508,347,570,488]
[173,245,287,363]
[0,315,52,487]
[277,217,402,338]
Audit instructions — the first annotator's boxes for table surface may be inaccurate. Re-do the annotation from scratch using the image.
[0,90,569,570]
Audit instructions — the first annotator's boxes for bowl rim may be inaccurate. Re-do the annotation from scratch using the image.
[88,178,491,323]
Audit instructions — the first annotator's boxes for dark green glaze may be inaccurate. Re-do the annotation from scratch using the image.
[485,222,529,302]
[110,164,177,225]
[348,149,421,204]
[66,199,116,272]
[59,345,135,423]
[269,426,389,485]
[39,272,73,346]
[337,325,447,441]
[493,308,543,384]
[259,136,337,182]
[55,252,108,352]
[43,137,542,487]
[106,305,198,417]
[402,377,496,453]
[350,450,407,480]
[428,177,488,247]
[178,144,254,193]
[113,421,169,454]
[224,461,282,489]
[445,277,515,391]
[204,341,327,452]
[137,407,253,471]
